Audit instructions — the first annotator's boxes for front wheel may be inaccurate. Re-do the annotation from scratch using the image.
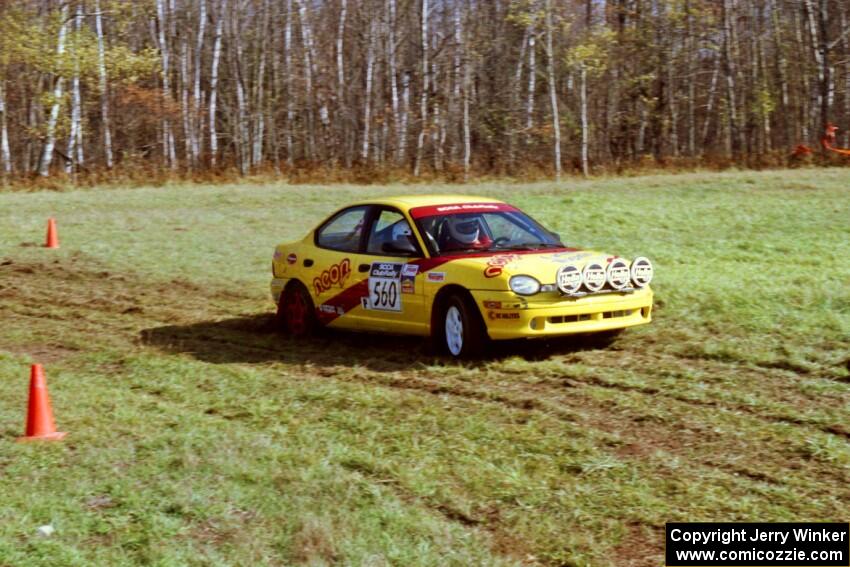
[439,293,487,358]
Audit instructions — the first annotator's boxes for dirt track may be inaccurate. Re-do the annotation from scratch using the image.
[2,255,848,566]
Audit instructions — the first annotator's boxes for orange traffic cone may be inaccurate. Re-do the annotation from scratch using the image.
[18,364,67,442]
[45,218,59,249]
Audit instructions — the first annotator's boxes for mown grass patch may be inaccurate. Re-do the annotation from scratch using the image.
[0,168,848,566]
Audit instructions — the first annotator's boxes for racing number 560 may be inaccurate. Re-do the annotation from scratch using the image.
[372,280,398,309]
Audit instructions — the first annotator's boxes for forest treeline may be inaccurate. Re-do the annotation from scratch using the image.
[0,0,848,183]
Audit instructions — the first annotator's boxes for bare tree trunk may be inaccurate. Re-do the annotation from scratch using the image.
[463,58,472,181]
[295,0,317,161]
[209,0,225,168]
[362,21,377,162]
[580,65,589,177]
[284,0,295,166]
[387,0,402,164]
[180,39,191,167]
[400,71,411,163]
[842,2,850,147]
[413,0,429,177]
[94,0,113,169]
[156,0,177,169]
[721,0,741,156]
[192,0,207,165]
[38,3,69,177]
[767,0,790,147]
[337,0,347,165]
[432,54,443,172]
[231,14,250,175]
[668,57,678,157]
[701,59,720,151]
[685,0,695,156]
[0,84,11,175]
[65,3,84,174]
[544,0,561,180]
[803,0,832,133]
[509,27,529,168]
[450,2,463,162]
[526,26,536,147]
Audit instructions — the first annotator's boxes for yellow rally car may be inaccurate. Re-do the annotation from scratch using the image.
[270,196,654,357]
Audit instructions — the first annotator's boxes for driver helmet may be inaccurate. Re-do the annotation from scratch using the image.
[446,215,481,244]
[392,222,413,241]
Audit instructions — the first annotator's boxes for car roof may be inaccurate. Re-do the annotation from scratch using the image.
[352,195,507,211]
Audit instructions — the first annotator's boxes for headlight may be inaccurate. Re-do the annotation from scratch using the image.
[606,258,631,290]
[556,264,582,295]
[630,257,653,287]
[509,275,541,295]
[582,262,606,292]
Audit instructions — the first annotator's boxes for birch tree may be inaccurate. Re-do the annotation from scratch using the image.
[37,4,69,177]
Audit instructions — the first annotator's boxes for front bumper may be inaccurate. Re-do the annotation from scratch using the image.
[471,288,653,340]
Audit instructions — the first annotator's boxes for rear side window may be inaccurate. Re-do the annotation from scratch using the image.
[367,209,419,256]
[316,206,369,252]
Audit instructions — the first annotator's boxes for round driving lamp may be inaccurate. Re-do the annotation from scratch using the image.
[582,262,606,292]
[630,257,654,287]
[556,264,582,295]
[606,258,631,290]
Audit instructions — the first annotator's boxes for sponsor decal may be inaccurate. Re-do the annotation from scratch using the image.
[488,311,520,320]
[409,202,520,219]
[401,264,419,277]
[556,264,583,295]
[400,263,418,294]
[483,300,502,309]
[313,258,352,296]
[366,262,403,311]
[319,304,337,314]
[286,253,297,265]
[426,272,446,283]
[484,254,520,278]
[370,262,403,279]
[543,251,593,264]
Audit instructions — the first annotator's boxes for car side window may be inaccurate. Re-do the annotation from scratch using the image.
[367,209,420,256]
[316,206,369,252]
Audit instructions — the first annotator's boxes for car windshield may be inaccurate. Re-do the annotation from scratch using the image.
[410,203,563,256]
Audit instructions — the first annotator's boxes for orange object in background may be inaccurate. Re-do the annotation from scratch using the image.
[18,364,67,442]
[820,123,850,156]
[45,218,59,249]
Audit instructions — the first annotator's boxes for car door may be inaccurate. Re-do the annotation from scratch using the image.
[356,207,429,335]
[305,205,374,330]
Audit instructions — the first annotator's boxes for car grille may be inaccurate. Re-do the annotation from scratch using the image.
[547,309,634,325]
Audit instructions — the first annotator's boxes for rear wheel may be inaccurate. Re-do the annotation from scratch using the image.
[278,281,318,337]
[438,293,487,358]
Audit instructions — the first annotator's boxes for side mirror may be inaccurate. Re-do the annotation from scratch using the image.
[550,231,562,243]
[382,239,418,255]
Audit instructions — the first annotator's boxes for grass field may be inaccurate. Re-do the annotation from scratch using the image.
[1,169,848,566]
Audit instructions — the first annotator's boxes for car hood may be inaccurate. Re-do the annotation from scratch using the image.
[438,248,615,287]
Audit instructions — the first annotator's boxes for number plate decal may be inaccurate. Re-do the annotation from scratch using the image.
[366,262,403,311]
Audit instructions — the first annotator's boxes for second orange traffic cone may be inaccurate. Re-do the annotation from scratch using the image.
[18,364,67,442]
[45,218,59,249]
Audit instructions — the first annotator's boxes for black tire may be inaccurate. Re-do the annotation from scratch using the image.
[437,292,488,358]
[277,281,319,338]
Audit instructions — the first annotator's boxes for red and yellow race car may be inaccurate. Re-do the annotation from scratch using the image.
[271,195,654,357]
